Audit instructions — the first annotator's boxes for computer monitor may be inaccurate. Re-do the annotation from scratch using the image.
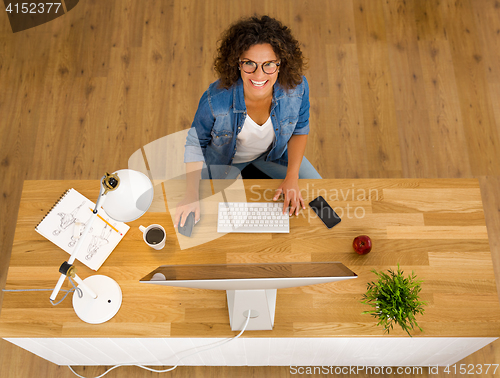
[140,262,357,331]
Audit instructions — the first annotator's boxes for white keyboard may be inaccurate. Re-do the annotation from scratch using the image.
[217,202,290,233]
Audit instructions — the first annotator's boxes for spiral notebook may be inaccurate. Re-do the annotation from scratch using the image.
[35,188,130,271]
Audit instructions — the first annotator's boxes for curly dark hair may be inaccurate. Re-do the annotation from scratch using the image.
[214,15,307,90]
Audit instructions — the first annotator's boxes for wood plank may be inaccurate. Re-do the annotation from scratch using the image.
[381,188,484,212]
[387,225,488,239]
[383,0,438,177]
[353,0,403,177]
[471,0,500,153]
[318,43,368,178]
[418,38,472,177]
[479,176,500,301]
[414,0,448,42]
[442,0,500,175]
[423,212,486,226]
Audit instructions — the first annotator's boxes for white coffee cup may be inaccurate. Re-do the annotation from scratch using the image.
[139,224,166,250]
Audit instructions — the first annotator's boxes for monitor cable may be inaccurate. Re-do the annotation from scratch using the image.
[67,309,254,378]
[3,284,254,377]
[2,276,83,306]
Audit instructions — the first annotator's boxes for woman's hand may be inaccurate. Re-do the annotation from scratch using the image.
[273,176,305,216]
[174,195,201,228]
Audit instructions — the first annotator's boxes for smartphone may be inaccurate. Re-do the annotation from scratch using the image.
[309,196,341,229]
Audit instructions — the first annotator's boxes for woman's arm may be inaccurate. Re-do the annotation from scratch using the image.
[285,134,308,179]
[176,88,215,228]
[174,161,204,228]
[273,134,308,215]
[272,77,310,215]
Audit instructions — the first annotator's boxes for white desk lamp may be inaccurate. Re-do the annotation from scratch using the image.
[49,169,154,324]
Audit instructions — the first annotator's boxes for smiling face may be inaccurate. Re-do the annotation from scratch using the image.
[239,43,279,102]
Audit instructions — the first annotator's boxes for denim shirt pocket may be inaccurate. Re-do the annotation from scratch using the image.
[279,116,299,136]
[211,129,233,146]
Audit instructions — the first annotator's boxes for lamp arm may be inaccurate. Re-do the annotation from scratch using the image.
[90,180,107,216]
[49,184,108,301]
[50,274,68,301]
[71,273,96,296]
[68,185,107,265]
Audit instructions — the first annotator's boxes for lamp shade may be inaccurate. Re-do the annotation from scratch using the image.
[102,169,154,222]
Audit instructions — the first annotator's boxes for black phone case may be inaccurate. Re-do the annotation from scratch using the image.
[309,196,341,229]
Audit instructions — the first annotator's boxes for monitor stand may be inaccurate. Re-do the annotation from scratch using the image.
[227,289,277,331]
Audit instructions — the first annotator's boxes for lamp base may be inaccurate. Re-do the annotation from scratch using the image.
[72,275,122,324]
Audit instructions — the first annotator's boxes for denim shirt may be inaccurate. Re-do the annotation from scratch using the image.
[184,76,310,169]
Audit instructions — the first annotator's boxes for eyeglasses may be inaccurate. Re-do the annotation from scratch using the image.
[238,59,280,74]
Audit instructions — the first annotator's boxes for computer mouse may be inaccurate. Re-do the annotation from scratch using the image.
[178,212,195,237]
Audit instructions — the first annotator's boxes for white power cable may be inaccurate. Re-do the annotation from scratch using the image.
[3,285,254,377]
[67,309,254,378]
[2,276,82,306]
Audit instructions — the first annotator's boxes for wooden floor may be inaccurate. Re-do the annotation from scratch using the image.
[1,0,499,377]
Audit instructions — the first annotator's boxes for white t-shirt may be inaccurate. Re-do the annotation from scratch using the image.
[232,116,275,164]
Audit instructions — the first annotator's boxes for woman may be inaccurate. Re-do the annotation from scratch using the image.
[175,15,321,229]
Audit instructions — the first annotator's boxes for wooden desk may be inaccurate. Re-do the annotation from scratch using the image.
[1,179,499,366]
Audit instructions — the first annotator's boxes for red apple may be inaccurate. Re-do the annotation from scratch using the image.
[353,235,372,255]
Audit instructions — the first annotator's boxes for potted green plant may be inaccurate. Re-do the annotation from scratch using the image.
[361,264,427,336]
